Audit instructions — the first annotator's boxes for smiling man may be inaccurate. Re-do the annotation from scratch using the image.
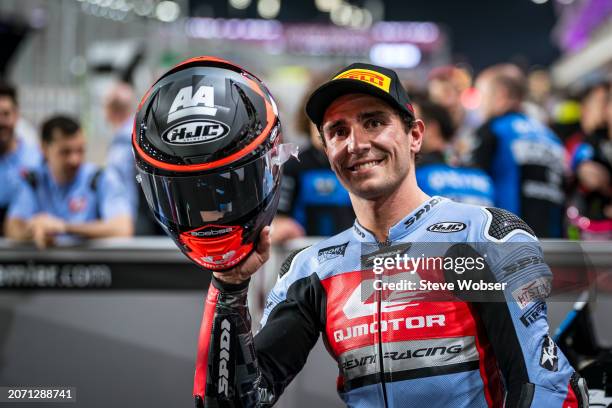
[194,64,587,408]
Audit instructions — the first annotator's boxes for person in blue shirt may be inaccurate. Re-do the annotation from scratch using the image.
[472,64,566,238]
[0,83,42,234]
[104,81,163,235]
[413,96,495,206]
[4,115,133,248]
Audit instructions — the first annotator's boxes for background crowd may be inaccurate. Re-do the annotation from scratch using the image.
[1,0,611,249]
[1,63,611,248]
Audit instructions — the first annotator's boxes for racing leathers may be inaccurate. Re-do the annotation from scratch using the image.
[193,196,588,407]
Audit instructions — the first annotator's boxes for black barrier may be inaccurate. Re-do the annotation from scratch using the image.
[0,238,210,290]
[0,238,610,291]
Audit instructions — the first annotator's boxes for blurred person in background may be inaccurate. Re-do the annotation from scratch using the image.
[4,115,133,248]
[271,84,355,243]
[568,88,612,239]
[428,65,481,165]
[413,96,494,206]
[104,81,162,235]
[105,82,136,212]
[0,83,41,235]
[564,81,610,168]
[472,64,565,237]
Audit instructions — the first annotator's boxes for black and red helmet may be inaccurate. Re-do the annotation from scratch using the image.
[133,56,291,271]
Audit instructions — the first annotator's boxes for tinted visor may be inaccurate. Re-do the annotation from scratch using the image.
[137,145,295,229]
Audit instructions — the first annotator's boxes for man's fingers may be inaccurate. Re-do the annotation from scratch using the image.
[256,226,271,254]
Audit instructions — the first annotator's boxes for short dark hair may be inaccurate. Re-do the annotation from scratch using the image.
[411,96,455,142]
[0,82,18,106]
[41,115,81,144]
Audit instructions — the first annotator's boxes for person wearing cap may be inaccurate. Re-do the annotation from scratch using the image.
[196,63,587,407]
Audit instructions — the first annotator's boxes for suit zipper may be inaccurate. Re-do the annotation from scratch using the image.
[376,239,390,408]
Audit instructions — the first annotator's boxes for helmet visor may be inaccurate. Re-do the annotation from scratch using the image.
[136,144,297,229]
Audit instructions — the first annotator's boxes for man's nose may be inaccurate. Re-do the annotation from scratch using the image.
[347,127,371,155]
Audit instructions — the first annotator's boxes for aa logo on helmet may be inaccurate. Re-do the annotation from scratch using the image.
[167,85,217,123]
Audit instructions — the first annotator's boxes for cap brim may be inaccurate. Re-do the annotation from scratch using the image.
[305,79,407,128]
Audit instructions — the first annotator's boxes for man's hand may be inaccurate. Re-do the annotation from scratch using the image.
[28,213,67,249]
[213,226,271,285]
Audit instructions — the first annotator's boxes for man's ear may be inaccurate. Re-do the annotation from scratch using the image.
[410,119,425,154]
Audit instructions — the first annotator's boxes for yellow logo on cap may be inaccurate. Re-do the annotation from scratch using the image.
[333,69,391,93]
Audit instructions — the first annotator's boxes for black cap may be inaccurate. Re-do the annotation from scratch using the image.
[305,63,415,128]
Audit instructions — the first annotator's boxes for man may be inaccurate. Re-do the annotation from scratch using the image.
[428,66,481,165]
[194,64,587,407]
[472,64,566,238]
[104,82,161,236]
[569,87,612,238]
[413,96,495,206]
[105,82,137,213]
[0,83,41,234]
[272,86,355,243]
[4,115,133,248]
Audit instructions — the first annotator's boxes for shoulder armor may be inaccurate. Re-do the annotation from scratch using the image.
[485,207,534,239]
[279,246,310,278]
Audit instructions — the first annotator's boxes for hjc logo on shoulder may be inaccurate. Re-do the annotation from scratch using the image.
[427,222,466,233]
[218,318,231,396]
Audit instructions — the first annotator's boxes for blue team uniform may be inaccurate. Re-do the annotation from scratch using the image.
[0,139,42,231]
[416,151,494,206]
[473,112,565,237]
[7,162,131,242]
[195,197,587,408]
[278,145,354,236]
[107,117,137,216]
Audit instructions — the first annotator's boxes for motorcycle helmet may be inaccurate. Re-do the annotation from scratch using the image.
[133,56,293,271]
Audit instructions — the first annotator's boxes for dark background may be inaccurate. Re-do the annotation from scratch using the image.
[188,0,560,70]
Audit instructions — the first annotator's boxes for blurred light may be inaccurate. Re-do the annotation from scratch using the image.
[372,22,439,43]
[330,2,352,26]
[257,0,280,19]
[185,17,282,40]
[556,0,574,4]
[360,8,373,29]
[369,43,421,68]
[29,7,47,29]
[156,1,180,22]
[531,0,548,4]
[348,6,364,28]
[315,0,341,12]
[229,0,251,10]
[134,0,155,16]
[69,56,87,76]
[460,87,480,110]
[100,0,113,7]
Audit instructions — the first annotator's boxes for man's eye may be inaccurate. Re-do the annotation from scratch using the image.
[333,128,349,138]
[365,119,383,129]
